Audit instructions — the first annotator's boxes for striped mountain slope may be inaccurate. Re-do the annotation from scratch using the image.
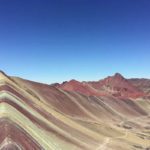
[0,71,150,150]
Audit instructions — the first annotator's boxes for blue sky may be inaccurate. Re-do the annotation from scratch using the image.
[0,0,150,83]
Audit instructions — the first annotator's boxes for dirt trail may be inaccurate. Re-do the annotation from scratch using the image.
[95,114,150,150]
[96,138,110,150]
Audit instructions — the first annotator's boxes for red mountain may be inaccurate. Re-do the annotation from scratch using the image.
[57,79,106,96]
[129,78,150,95]
[88,73,145,98]
[57,73,145,99]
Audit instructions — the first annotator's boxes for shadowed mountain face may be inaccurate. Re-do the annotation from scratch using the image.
[129,78,150,96]
[0,71,150,150]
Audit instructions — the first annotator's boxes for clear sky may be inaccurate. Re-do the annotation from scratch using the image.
[0,0,150,83]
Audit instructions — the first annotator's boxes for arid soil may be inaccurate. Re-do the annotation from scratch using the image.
[0,71,149,150]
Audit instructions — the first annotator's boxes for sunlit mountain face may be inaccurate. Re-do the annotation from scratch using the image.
[0,71,150,150]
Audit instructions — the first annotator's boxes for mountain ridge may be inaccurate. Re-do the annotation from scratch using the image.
[56,73,146,99]
[0,70,149,149]
[1,70,149,99]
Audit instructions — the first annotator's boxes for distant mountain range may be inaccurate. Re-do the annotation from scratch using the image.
[54,73,150,99]
[0,71,150,150]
